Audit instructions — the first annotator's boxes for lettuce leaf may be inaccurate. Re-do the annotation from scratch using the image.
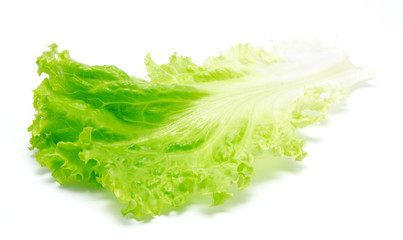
[29,40,372,218]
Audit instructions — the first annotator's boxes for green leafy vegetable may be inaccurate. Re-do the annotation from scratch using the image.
[29,40,372,218]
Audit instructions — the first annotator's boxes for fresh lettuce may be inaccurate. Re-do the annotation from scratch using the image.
[29,40,372,218]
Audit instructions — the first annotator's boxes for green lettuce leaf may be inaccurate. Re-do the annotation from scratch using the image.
[29,40,372,218]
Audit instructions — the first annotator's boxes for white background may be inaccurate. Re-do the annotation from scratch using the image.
[1,0,402,239]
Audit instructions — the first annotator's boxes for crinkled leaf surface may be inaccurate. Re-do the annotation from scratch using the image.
[29,40,372,218]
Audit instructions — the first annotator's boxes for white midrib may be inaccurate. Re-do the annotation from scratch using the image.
[108,58,364,150]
